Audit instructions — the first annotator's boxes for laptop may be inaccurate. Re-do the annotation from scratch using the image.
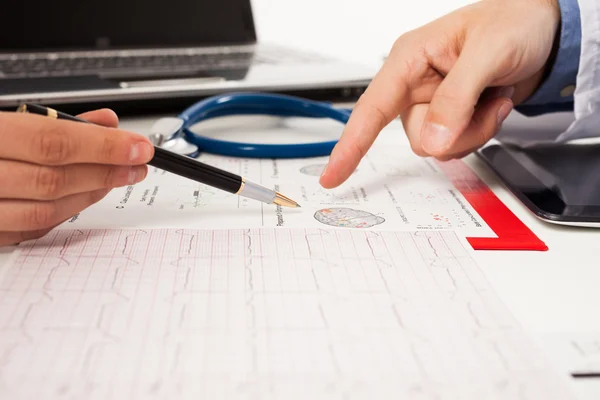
[0,0,374,112]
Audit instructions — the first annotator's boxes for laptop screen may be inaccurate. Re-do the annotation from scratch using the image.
[1,0,256,52]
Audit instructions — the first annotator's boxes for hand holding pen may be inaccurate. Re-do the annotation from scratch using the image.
[0,108,148,246]
[18,104,299,207]
[0,105,298,247]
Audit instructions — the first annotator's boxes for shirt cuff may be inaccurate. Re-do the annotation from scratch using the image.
[515,0,581,116]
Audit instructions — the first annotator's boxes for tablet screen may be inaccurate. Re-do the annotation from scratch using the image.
[478,142,600,221]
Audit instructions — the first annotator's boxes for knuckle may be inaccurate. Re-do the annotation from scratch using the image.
[102,166,119,187]
[100,135,118,161]
[392,31,415,52]
[350,141,368,160]
[37,127,72,164]
[26,202,57,230]
[433,91,462,106]
[401,58,424,93]
[35,166,66,199]
[391,35,405,53]
[370,103,389,126]
[432,91,477,120]
[357,99,390,130]
[423,33,454,63]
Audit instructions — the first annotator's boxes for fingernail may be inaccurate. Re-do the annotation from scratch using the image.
[129,143,152,163]
[498,86,515,99]
[128,168,136,184]
[422,122,452,153]
[497,102,513,126]
[127,167,145,184]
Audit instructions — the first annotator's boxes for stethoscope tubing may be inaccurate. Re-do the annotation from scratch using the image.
[171,92,352,159]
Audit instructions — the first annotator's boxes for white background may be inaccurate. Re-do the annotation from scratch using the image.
[251,0,477,67]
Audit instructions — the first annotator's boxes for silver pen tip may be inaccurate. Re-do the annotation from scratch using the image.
[273,192,301,208]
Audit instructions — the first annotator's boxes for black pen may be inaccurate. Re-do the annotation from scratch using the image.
[17,103,300,208]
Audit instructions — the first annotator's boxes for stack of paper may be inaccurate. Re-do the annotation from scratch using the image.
[60,144,497,237]
[0,137,579,399]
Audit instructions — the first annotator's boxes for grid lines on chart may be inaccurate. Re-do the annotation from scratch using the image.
[0,228,575,400]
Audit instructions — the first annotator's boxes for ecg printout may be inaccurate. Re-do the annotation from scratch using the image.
[0,228,576,399]
[538,332,600,376]
[58,144,496,237]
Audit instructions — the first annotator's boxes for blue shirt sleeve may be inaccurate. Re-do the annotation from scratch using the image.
[515,0,581,116]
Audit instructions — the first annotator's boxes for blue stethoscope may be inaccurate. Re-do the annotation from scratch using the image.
[149,92,353,159]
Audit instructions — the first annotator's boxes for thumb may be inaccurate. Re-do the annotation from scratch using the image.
[435,93,514,160]
[76,109,119,128]
[420,46,497,157]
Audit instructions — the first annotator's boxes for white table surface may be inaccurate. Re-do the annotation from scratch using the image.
[1,110,599,398]
[2,0,600,397]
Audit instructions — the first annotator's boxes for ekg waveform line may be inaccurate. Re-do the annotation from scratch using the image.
[0,228,576,400]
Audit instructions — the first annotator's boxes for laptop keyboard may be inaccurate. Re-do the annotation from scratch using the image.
[0,49,324,79]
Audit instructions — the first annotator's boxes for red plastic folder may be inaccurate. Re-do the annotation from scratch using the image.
[436,160,548,251]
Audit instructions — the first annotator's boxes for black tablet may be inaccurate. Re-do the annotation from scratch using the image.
[477,141,600,227]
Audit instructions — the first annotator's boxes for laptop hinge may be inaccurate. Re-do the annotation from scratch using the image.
[0,44,258,60]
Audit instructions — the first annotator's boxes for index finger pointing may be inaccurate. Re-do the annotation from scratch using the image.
[0,112,154,166]
[319,55,412,189]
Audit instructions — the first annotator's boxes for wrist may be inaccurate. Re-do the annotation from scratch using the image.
[527,0,562,94]
[516,0,581,115]
[541,3,562,83]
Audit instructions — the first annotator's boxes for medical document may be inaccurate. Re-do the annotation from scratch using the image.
[538,332,600,376]
[60,144,496,237]
[0,228,576,399]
